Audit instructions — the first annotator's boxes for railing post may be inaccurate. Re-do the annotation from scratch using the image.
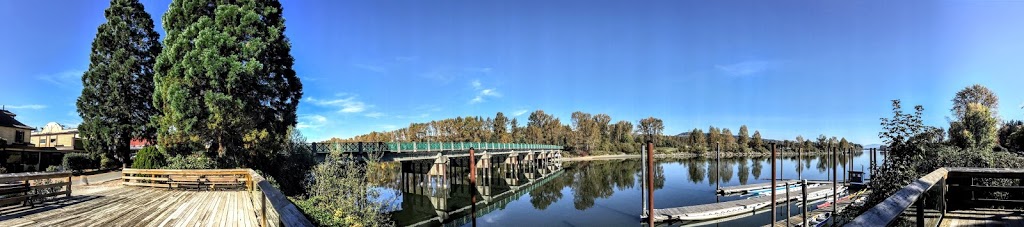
[413,142,417,152]
[66,172,72,197]
[916,195,925,227]
[261,191,268,227]
[941,175,947,216]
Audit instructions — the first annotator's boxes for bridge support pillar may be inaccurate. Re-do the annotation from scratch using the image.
[428,154,450,189]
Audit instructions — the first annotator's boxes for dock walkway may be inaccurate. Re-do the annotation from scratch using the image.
[766,190,870,227]
[0,186,260,227]
[648,183,844,222]
[718,180,833,195]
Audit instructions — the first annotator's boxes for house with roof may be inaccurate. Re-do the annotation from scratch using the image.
[0,109,34,147]
[31,122,83,150]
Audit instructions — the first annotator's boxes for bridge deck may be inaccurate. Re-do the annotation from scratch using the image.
[0,186,259,227]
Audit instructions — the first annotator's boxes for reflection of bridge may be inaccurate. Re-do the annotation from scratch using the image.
[391,153,564,227]
[310,142,562,162]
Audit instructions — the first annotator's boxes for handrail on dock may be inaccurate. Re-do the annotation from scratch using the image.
[849,167,1024,227]
[122,168,313,227]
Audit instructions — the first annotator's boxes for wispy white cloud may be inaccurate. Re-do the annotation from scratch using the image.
[513,109,528,116]
[364,112,385,118]
[306,94,371,113]
[469,80,502,104]
[4,104,47,110]
[715,60,782,77]
[38,69,83,88]
[297,114,328,129]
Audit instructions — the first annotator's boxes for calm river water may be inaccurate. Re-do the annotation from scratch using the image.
[384,151,879,227]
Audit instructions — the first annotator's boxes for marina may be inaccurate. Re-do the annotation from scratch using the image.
[645,183,847,222]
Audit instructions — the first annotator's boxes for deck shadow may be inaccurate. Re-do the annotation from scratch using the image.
[0,195,103,221]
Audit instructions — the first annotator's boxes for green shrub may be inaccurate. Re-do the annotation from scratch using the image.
[46,165,61,172]
[297,151,393,226]
[100,155,120,169]
[165,152,216,169]
[62,153,93,173]
[132,147,165,169]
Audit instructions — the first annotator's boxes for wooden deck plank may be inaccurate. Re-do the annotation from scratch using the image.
[0,186,262,227]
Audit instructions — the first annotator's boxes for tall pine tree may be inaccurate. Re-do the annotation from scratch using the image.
[77,0,162,168]
[153,0,302,167]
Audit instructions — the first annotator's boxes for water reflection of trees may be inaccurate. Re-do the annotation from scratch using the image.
[529,172,573,210]
[707,159,734,186]
[751,157,763,180]
[545,160,665,210]
[737,159,749,185]
[685,159,706,184]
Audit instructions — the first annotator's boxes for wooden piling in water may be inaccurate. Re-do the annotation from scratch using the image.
[646,141,655,227]
[771,143,777,225]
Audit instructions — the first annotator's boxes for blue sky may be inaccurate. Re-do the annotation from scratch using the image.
[3,1,1024,144]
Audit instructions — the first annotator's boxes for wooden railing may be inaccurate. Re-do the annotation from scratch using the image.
[122,168,253,190]
[122,168,313,227]
[0,171,72,207]
[849,167,1024,227]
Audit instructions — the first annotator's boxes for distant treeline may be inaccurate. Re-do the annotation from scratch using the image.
[326,110,862,156]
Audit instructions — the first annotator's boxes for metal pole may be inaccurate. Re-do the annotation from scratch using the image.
[786,181,791,226]
[832,147,838,226]
[641,144,647,217]
[716,142,721,202]
[647,141,655,227]
[802,179,808,227]
[771,143,777,225]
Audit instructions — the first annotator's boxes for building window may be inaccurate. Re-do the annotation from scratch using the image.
[15,131,24,143]
[50,139,56,143]
[39,139,45,144]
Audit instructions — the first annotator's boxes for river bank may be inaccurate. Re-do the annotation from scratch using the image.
[557,151,862,161]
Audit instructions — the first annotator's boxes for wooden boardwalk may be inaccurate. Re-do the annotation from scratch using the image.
[938,208,1024,227]
[648,183,844,222]
[0,186,260,227]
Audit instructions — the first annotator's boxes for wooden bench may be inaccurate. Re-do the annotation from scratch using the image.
[168,175,203,191]
[205,175,244,190]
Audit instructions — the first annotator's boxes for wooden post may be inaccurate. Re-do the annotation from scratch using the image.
[66,173,72,197]
[916,196,925,227]
[647,141,655,227]
[470,148,476,185]
[802,179,808,227]
[771,143,777,225]
[261,193,268,227]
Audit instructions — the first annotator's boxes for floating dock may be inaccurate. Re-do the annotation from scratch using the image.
[765,190,871,227]
[645,183,846,222]
[717,180,834,195]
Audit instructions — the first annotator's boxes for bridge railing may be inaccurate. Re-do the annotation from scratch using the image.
[849,167,1024,227]
[311,142,561,153]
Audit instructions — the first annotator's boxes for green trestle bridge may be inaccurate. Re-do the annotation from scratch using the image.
[308,142,563,162]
